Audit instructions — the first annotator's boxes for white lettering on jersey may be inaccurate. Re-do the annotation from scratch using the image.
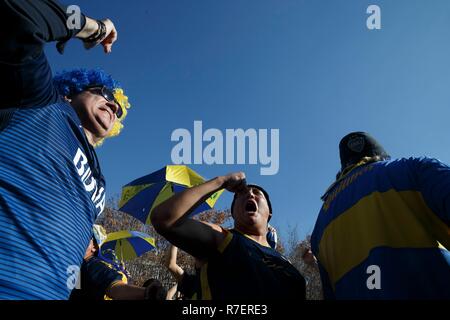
[73,148,106,216]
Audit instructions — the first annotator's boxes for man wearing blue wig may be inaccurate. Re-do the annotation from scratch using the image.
[0,0,130,299]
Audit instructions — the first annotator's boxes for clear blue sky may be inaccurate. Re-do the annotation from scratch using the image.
[47,0,450,242]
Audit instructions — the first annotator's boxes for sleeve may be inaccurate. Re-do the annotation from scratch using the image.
[0,0,86,109]
[84,259,124,297]
[411,157,450,227]
[217,228,233,254]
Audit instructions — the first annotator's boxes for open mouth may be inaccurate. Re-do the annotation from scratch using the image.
[245,200,257,213]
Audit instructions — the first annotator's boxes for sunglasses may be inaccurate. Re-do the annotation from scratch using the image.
[85,85,123,118]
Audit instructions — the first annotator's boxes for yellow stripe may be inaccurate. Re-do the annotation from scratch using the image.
[121,272,128,284]
[143,237,156,248]
[103,230,133,243]
[205,189,224,208]
[165,165,224,209]
[116,239,137,260]
[200,263,212,300]
[166,165,205,187]
[104,230,132,242]
[438,242,448,250]
[146,182,175,224]
[319,189,450,286]
[233,228,271,248]
[217,230,233,253]
[198,231,233,300]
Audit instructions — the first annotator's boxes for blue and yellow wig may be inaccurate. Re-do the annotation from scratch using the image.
[53,68,131,146]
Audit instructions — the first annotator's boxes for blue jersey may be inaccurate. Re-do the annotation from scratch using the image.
[199,229,305,300]
[70,257,126,300]
[311,158,450,299]
[0,0,103,299]
[0,103,106,299]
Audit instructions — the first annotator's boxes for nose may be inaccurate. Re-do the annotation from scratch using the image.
[106,101,119,116]
[246,188,257,199]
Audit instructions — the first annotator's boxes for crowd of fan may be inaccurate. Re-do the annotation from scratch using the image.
[98,206,323,299]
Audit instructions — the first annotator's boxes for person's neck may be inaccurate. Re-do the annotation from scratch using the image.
[234,226,269,247]
[84,255,95,262]
[83,128,98,146]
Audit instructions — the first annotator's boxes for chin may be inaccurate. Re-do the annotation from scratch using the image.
[245,218,260,226]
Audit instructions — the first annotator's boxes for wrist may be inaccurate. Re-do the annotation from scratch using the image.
[85,20,106,43]
[213,176,226,189]
[76,17,101,39]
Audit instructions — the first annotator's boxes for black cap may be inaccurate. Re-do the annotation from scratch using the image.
[230,184,272,221]
[339,132,390,170]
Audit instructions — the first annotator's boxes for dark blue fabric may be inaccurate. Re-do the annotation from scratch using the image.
[0,1,102,300]
[0,103,106,299]
[178,272,199,300]
[204,230,305,300]
[69,257,124,300]
[334,247,450,299]
[0,0,85,109]
[119,181,166,224]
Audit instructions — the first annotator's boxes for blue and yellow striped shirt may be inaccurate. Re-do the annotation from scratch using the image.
[311,157,450,299]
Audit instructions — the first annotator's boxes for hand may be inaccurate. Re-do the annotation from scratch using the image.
[221,172,247,193]
[100,19,117,53]
[82,18,117,53]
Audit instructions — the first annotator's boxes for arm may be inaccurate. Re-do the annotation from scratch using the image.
[166,284,179,300]
[107,280,168,301]
[0,0,116,60]
[0,0,117,108]
[411,157,450,249]
[413,157,450,226]
[165,245,185,282]
[107,281,146,300]
[84,258,147,300]
[151,172,247,259]
[0,0,85,63]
